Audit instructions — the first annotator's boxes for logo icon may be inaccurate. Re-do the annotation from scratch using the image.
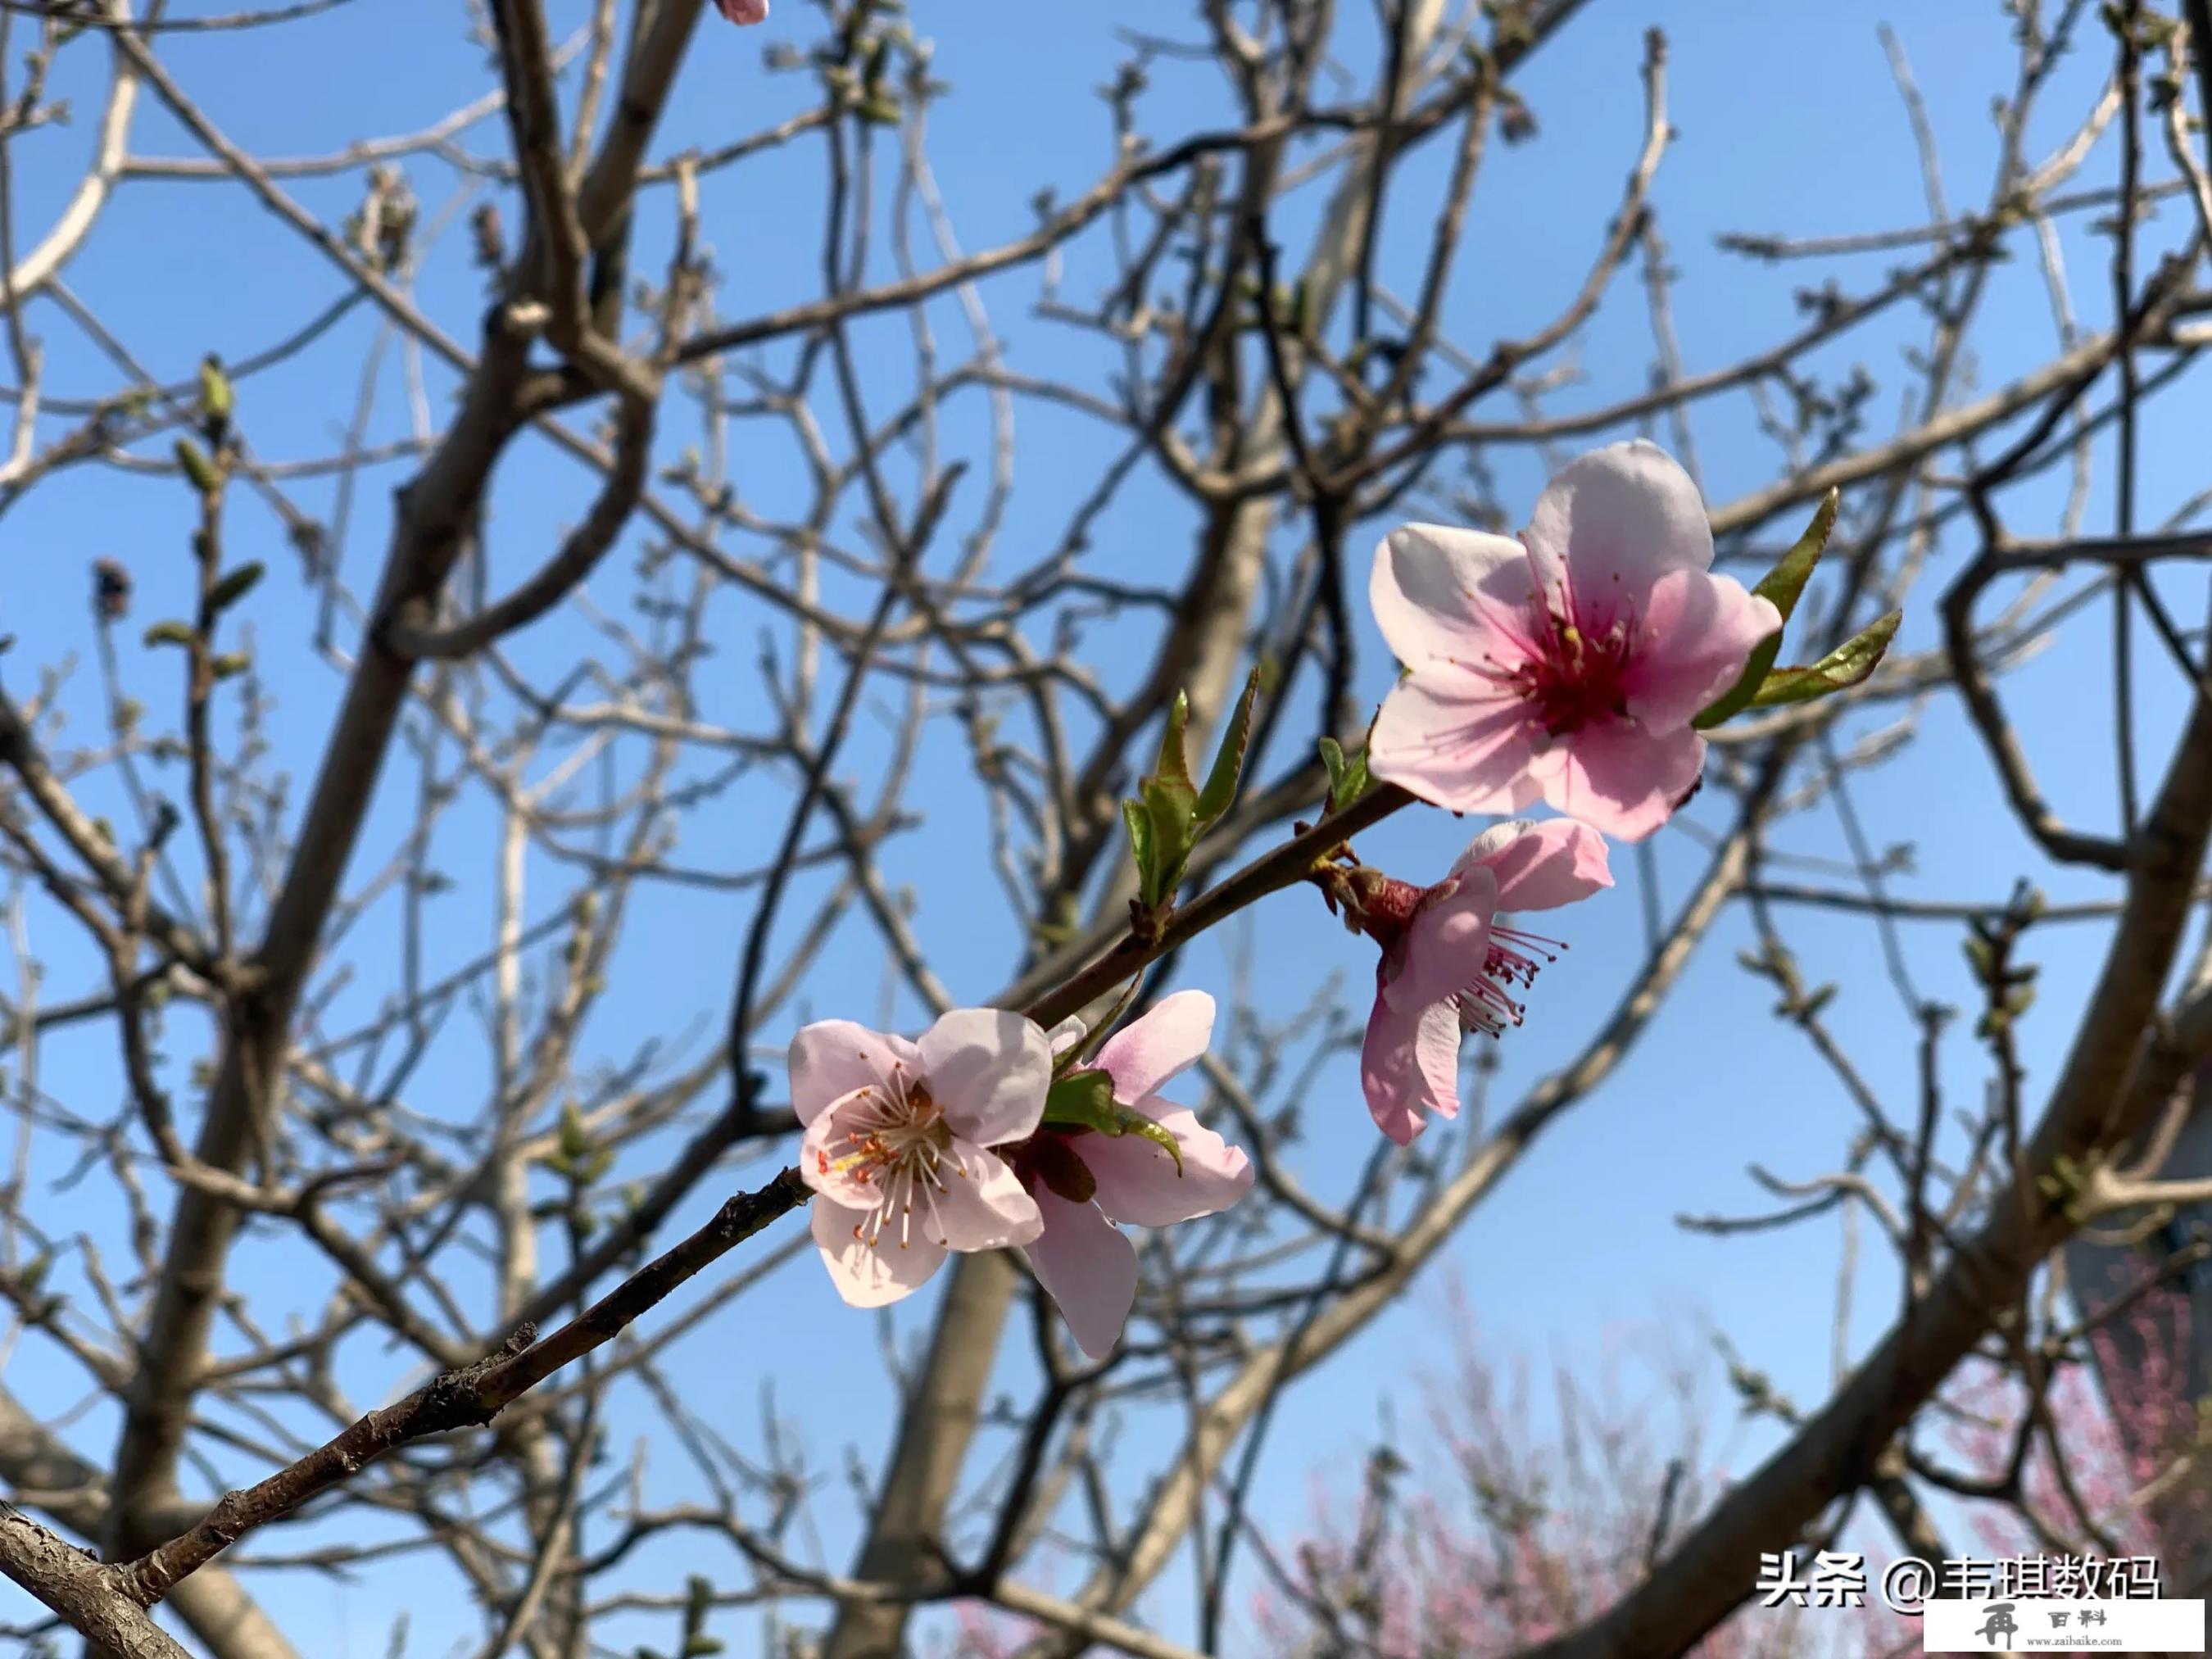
[1970,1602,2018,1646]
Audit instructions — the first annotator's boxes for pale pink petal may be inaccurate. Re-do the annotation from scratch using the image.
[1360,992,1465,1145]
[928,1141,1044,1250]
[1458,818,1613,913]
[715,0,769,23]
[1045,1016,1087,1058]
[1389,866,1498,1013]
[786,1021,918,1126]
[1516,735,1573,793]
[1448,818,1539,882]
[915,1009,1053,1145]
[1369,673,1543,817]
[1523,440,1715,614]
[799,1102,886,1209]
[810,1197,942,1308]
[1027,1193,1139,1361]
[1083,1106,1253,1226]
[1543,720,1703,841]
[1370,523,1539,669]
[1623,569,1782,731]
[1093,990,1214,1104]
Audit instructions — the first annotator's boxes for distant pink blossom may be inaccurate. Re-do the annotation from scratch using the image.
[1014,992,1255,1359]
[714,0,769,23]
[1367,440,1779,841]
[791,1009,1051,1308]
[1358,819,1611,1145]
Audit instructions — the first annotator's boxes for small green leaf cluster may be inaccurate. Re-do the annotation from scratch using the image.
[1693,489,1902,729]
[1122,666,1263,915]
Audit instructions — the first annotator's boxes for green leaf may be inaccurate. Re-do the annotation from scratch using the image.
[1194,667,1262,829]
[1154,689,1194,795]
[857,94,902,125]
[1140,776,1196,906]
[558,1102,593,1163]
[1042,1067,1117,1129]
[1745,610,1902,709]
[198,355,233,424]
[1751,488,1842,620]
[175,438,223,496]
[1693,488,1839,730]
[1040,1068,1184,1172]
[1127,1113,1184,1171]
[1125,691,1204,906]
[1329,745,1371,813]
[1121,797,1155,899]
[143,620,194,649]
[211,652,251,680]
[207,561,264,614]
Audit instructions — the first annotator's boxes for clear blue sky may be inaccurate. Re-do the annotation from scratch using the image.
[0,2,2201,1656]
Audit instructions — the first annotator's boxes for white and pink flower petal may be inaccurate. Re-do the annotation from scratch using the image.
[1521,439,1715,611]
[1370,523,1538,669]
[1093,990,1215,1104]
[1621,567,1783,732]
[1369,675,1543,817]
[1045,1015,1088,1058]
[1540,718,1703,841]
[1027,1193,1140,1362]
[1389,867,1499,1013]
[786,1021,919,1127]
[1360,995,1464,1146]
[1083,1105,1253,1228]
[927,1142,1045,1252]
[1460,818,1613,913]
[914,1009,1053,1145]
[810,1197,944,1308]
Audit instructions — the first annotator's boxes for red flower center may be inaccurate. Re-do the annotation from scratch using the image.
[1471,573,1641,737]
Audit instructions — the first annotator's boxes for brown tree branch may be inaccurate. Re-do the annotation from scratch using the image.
[113,1168,807,1609]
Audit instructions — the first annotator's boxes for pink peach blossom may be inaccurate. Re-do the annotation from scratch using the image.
[1359,819,1611,1145]
[1367,440,1779,841]
[1017,991,1255,1359]
[714,0,769,23]
[791,1009,1051,1308]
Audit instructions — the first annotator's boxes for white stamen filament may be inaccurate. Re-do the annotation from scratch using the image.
[818,1066,967,1253]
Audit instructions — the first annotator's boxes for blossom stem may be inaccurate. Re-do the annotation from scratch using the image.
[142,771,1421,1598]
[114,1166,812,1603]
[1024,783,1416,1029]
[249,786,1404,1543]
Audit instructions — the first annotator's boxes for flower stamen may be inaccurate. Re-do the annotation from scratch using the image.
[817,1069,961,1253]
[1455,924,1569,1039]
